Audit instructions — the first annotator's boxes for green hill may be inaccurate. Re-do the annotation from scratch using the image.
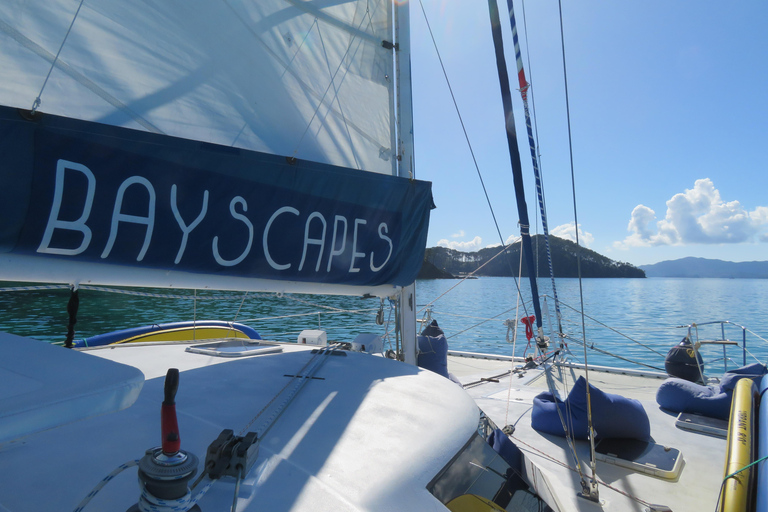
[422,235,644,278]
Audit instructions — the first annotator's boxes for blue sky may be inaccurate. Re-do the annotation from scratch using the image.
[409,0,767,266]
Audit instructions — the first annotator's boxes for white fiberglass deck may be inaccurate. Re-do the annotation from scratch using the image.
[0,340,479,512]
[448,353,727,512]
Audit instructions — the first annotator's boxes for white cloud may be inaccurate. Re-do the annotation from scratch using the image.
[437,236,483,252]
[486,234,521,248]
[615,178,768,248]
[451,230,465,238]
[551,222,594,247]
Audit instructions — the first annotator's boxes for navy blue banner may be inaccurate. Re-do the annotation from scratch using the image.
[0,107,433,288]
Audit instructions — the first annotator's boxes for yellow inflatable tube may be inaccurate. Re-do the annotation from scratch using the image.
[446,494,505,512]
[718,378,756,512]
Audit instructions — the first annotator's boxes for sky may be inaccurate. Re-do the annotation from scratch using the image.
[407,0,768,266]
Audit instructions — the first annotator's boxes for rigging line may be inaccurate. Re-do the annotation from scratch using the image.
[232,292,248,323]
[434,311,512,322]
[541,360,587,479]
[550,297,666,356]
[281,19,319,80]
[238,307,379,324]
[743,327,768,345]
[505,244,525,426]
[509,434,653,508]
[417,240,519,313]
[230,19,319,148]
[562,334,665,372]
[32,0,86,113]
[505,0,564,335]
[0,18,161,133]
[281,294,348,312]
[446,305,524,340]
[520,0,550,239]
[415,0,532,317]
[555,0,598,497]
[78,285,252,301]
[485,0,545,337]
[316,19,362,169]
[291,13,369,159]
[284,0,380,45]
[221,0,386,152]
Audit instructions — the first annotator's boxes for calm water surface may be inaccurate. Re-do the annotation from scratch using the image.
[1,277,766,375]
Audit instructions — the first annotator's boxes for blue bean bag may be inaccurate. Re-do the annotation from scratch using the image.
[487,428,522,471]
[656,363,767,420]
[417,320,449,378]
[531,376,651,440]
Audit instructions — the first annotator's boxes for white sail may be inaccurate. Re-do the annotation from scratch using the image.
[0,0,396,174]
[0,1,433,297]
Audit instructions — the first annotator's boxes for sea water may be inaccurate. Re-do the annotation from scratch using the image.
[0,277,766,375]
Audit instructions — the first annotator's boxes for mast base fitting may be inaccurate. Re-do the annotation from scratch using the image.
[126,448,200,512]
[536,335,550,351]
[577,480,600,504]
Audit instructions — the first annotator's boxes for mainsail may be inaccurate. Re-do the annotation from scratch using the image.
[0,0,433,296]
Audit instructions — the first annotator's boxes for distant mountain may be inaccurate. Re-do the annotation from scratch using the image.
[639,257,768,278]
[420,235,644,278]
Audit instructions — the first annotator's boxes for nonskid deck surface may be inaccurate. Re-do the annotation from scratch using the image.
[447,353,727,512]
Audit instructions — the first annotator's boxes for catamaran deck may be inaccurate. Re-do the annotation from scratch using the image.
[448,352,727,512]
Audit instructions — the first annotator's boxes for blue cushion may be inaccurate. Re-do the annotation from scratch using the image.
[718,363,767,393]
[656,378,728,419]
[532,376,650,440]
[417,320,449,378]
[656,363,767,420]
[488,428,522,471]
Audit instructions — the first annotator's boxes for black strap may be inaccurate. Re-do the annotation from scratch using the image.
[65,288,79,348]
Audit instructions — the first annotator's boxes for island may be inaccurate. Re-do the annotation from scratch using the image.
[418,235,644,279]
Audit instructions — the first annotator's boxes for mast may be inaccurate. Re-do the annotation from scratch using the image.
[395,0,418,365]
[485,0,546,349]
[505,0,564,337]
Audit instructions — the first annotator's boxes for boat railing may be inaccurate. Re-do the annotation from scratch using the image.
[683,320,764,374]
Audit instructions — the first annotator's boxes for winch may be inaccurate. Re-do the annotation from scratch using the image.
[127,368,201,512]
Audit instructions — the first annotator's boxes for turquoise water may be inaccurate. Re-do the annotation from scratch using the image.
[1,277,766,375]
[417,277,768,374]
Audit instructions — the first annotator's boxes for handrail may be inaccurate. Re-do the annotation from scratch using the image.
[683,321,750,373]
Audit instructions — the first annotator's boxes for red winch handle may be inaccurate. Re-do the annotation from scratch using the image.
[520,315,536,341]
[161,368,181,455]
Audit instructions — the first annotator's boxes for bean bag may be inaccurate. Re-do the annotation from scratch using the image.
[487,428,522,471]
[656,363,767,420]
[417,320,449,378]
[531,376,650,440]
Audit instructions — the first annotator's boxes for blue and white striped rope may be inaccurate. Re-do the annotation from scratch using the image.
[506,1,564,334]
[72,459,140,512]
[71,460,215,512]
[138,477,215,512]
